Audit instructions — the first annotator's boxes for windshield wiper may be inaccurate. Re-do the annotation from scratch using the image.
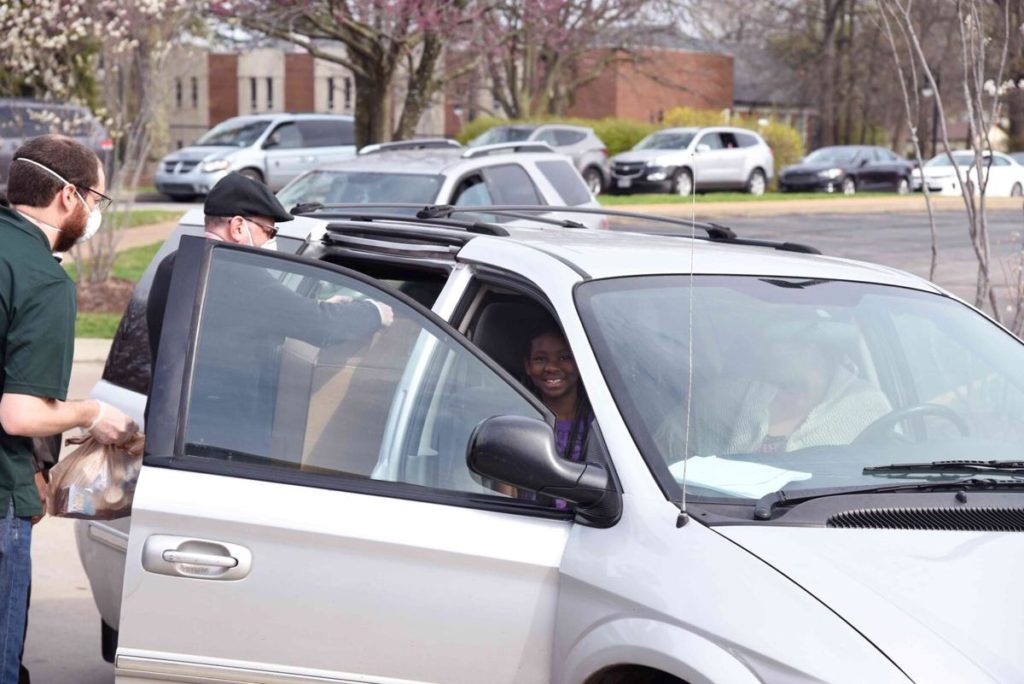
[753,477,1024,520]
[864,460,1024,474]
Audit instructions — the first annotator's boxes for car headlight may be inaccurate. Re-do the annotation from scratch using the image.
[200,159,231,173]
[817,168,843,179]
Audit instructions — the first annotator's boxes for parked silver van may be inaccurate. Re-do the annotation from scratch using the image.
[155,113,356,200]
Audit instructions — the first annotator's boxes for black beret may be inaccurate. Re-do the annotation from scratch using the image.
[204,172,293,222]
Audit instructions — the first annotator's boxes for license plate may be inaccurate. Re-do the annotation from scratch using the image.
[616,178,631,189]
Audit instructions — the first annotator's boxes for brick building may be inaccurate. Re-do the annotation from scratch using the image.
[568,48,733,123]
[163,44,443,151]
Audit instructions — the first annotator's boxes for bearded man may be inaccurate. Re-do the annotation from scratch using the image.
[0,134,136,683]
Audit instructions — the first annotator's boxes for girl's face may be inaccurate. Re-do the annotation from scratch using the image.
[524,332,580,403]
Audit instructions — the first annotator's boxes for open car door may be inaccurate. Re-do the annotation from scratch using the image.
[116,236,571,683]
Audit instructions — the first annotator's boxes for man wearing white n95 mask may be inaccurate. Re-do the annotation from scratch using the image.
[0,134,138,684]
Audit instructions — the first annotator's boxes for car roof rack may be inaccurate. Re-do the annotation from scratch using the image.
[461,142,555,159]
[291,202,821,254]
[358,138,462,156]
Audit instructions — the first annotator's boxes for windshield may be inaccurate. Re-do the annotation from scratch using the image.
[277,170,443,208]
[804,147,860,164]
[634,132,695,151]
[577,276,1024,502]
[470,126,534,147]
[194,119,271,147]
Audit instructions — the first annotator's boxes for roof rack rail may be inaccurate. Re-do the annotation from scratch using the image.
[298,203,509,236]
[436,205,821,253]
[290,202,821,254]
[358,138,462,156]
[461,142,556,159]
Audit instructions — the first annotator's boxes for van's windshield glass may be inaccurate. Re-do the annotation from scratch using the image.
[277,170,443,208]
[577,276,1024,502]
[195,120,271,147]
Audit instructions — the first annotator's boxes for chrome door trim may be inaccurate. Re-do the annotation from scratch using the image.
[88,522,129,553]
[116,651,434,683]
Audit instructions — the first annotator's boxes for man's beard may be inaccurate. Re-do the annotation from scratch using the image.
[54,203,87,252]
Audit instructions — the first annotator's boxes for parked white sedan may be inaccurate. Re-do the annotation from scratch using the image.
[912,150,1024,196]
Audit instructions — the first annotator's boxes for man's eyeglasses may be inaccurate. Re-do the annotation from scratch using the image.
[246,218,278,239]
[81,186,113,212]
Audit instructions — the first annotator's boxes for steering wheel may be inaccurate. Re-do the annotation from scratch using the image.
[854,403,970,445]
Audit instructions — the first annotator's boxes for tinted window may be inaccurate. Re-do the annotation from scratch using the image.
[470,126,534,146]
[536,160,592,205]
[735,132,759,148]
[183,248,547,500]
[296,119,354,147]
[554,129,586,146]
[452,176,494,206]
[720,133,739,149]
[991,155,1011,167]
[482,164,544,205]
[534,129,559,145]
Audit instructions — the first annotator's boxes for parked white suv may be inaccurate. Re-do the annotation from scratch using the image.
[80,206,1024,683]
[610,126,773,196]
[155,113,356,200]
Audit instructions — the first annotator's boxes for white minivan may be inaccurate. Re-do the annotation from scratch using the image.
[154,113,356,200]
[82,206,1023,683]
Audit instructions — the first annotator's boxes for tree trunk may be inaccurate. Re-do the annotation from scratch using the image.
[353,70,394,147]
[394,33,445,140]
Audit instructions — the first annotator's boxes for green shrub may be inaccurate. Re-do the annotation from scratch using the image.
[454,116,509,145]
[662,107,730,127]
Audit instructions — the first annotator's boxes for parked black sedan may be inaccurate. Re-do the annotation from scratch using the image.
[778,145,914,195]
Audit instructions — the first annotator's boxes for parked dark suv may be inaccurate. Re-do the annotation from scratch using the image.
[0,98,113,195]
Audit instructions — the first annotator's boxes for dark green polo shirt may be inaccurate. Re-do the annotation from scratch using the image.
[0,206,76,518]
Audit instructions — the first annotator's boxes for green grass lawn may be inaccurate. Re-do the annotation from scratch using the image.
[598,191,899,206]
[70,242,163,338]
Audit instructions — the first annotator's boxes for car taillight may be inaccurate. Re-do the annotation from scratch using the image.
[601,147,608,157]
[99,139,113,150]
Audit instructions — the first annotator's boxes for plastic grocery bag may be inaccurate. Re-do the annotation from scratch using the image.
[46,434,146,520]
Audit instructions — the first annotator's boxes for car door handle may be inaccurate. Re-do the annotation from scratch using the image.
[142,534,251,581]
[162,550,237,568]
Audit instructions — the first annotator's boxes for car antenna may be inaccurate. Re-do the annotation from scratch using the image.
[677,157,697,529]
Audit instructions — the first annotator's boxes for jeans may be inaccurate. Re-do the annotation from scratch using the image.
[0,502,30,684]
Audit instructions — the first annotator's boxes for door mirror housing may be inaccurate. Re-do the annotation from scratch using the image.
[467,415,621,527]
[695,143,711,154]
[858,158,869,167]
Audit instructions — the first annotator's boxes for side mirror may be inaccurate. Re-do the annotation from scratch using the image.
[695,143,711,154]
[858,158,869,167]
[262,137,279,150]
[467,415,621,527]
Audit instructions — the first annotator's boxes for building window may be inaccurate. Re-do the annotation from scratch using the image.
[343,77,352,110]
[191,77,199,109]
[175,78,183,109]
[266,77,274,110]
[250,77,258,111]
[327,77,335,110]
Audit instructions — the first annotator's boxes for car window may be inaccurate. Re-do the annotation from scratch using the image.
[534,129,559,145]
[698,133,724,150]
[0,105,95,138]
[536,160,592,205]
[881,149,900,162]
[991,155,1011,167]
[296,120,355,147]
[195,119,271,147]
[482,164,544,205]
[278,170,443,207]
[735,132,759,148]
[264,122,304,150]
[181,248,549,501]
[720,133,739,149]
[554,129,586,146]
[452,176,494,206]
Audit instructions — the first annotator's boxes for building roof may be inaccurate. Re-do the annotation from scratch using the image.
[727,44,815,109]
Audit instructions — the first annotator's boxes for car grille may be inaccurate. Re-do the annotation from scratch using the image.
[163,160,199,173]
[158,182,196,194]
[613,162,645,177]
[783,173,819,184]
